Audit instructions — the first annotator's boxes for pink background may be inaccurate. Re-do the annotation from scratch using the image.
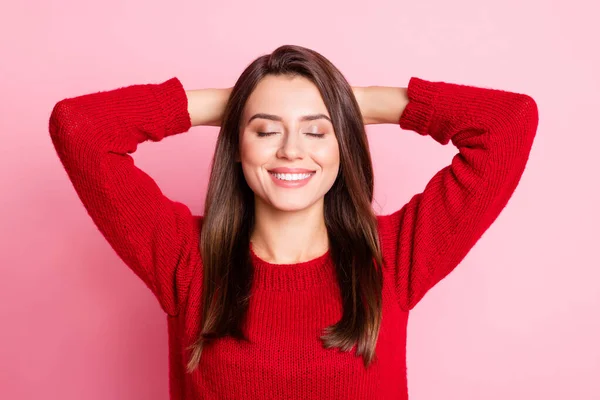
[1,0,598,399]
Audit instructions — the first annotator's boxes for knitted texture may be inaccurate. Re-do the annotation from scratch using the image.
[49,76,538,399]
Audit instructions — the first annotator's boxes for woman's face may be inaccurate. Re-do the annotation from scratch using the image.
[240,75,340,212]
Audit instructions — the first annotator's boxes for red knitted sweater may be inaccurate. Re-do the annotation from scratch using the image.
[49,76,538,399]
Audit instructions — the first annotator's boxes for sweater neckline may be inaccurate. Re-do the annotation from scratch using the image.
[249,243,335,291]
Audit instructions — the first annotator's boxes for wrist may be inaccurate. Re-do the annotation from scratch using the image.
[352,86,373,125]
[360,86,409,125]
[186,88,231,127]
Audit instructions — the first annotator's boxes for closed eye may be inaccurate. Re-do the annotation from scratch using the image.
[257,132,325,138]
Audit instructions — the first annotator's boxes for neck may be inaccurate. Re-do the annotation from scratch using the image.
[250,197,329,264]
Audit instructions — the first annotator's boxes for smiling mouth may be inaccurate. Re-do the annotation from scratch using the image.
[269,171,315,181]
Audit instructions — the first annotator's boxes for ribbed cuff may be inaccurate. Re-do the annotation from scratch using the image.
[152,77,192,138]
[399,77,440,136]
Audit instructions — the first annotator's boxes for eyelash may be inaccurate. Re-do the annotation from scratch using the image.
[257,132,325,138]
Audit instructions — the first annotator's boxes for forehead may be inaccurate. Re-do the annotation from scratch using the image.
[243,75,329,123]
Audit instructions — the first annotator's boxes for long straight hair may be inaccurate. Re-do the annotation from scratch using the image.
[186,45,383,372]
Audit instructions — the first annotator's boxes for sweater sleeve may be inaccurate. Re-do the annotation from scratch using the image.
[377,77,539,311]
[48,77,201,316]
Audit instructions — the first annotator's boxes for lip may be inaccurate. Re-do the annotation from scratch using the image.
[268,167,316,173]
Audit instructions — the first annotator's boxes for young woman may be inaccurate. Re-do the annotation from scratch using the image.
[49,45,539,399]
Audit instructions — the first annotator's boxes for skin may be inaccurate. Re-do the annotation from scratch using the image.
[240,75,339,263]
[186,77,408,264]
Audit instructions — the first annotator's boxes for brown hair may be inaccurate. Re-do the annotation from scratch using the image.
[186,45,383,372]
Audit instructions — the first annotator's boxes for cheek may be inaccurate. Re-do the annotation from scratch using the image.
[240,138,272,166]
[310,140,340,170]
[239,138,278,190]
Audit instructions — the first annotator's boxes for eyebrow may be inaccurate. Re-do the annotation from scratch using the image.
[247,113,331,124]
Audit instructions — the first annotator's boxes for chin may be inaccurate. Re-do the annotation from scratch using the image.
[268,199,314,213]
[257,192,323,213]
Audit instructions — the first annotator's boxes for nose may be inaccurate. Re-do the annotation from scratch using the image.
[276,131,305,160]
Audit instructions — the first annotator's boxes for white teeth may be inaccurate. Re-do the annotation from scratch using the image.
[270,172,313,181]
